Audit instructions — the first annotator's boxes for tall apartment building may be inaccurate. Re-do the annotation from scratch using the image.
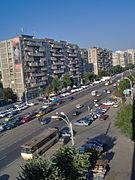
[88,47,112,75]
[112,51,129,67]
[126,49,135,64]
[0,35,82,100]
[80,48,89,74]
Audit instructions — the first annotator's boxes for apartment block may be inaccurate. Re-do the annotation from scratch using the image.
[112,51,129,67]
[0,35,82,99]
[126,49,135,64]
[80,48,89,74]
[88,47,112,75]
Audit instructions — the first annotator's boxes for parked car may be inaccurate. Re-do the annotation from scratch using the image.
[5,113,15,122]
[0,122,7,132]
[99,114,109,120]
[74,117,93,126]
[69,96,74,100]
[36,110,45,117]
[21,115,32,124]
[72,110,81,116]
[113,103,119,108]
[39,117,51,125]
[0,111,9,118]
[79,140,105,153]
[58,136,70,145]
[106,90,111,94]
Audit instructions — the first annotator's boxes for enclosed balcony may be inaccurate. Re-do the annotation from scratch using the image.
[29,62,38,67]
[54,70,64,74]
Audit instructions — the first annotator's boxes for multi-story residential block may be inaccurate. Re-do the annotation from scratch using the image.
[112,51,129,67]
[126,49,135,64]
[67,43,81,84]
[0,35,82,99]
[88,47,112,75]
[80,48,89,74]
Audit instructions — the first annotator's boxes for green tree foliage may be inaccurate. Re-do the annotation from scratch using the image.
[115,104,133,139]
[17,156,59,180]
[83,72,90,84]
[52,146,89,180]
[51,78,62,93]
[3,88,17,102]
[44,84,53,97]
[98,70,109,78]
[118,79,130,94]
[109,65,123,75]
[89,73,95,82]
[62,74,72,87]
[18,147,90,180]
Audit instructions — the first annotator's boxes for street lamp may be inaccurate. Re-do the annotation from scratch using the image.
[55,112,74,146]
[25,87,28,105]
[124,77,133,104]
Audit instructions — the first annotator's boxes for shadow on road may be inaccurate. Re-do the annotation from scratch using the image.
[131,96,135,180]
[0,174,10,180]
[86,133,117,152]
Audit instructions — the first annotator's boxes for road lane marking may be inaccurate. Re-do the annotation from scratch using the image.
[0,155,7,161]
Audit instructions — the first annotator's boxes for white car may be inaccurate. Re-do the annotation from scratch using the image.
[102,101,114,106]
[26,102,35,106]
[106,90,111,94]
[94,103,99,107]
[94,99,98,102]
[76,104,83,109]
[113,103,119,108]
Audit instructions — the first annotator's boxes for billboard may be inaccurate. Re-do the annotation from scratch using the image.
[12,37,21,64]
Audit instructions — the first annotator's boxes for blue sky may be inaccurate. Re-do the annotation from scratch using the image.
[0,0,135,50]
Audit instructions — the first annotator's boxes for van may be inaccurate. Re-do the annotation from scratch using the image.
[91,91,97,96]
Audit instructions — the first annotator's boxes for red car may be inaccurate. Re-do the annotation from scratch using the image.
[99,114,109,121]
[21,115,32,124]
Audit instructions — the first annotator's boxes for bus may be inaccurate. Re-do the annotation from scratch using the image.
[20,128,59,160]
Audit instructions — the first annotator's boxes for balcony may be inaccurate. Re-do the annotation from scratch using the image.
[51,66,58,70]
[41,76,48,81]
[68,54,77,57]
[40,58,46,62]
[28,52,44,57]
[26,41,42,47]
[54,70,64,74]
[39,47,45,52]
[39,63,45,66]
[33,73,45,77]
[29,62,38,67]
[51,44,62,49]
[53,62,64,65]
[69,60,78,64]
[52,53,63,57]
[25,57,34,62]
[41,67,47,71]
[51,57,57,61]
[70,68,79,72]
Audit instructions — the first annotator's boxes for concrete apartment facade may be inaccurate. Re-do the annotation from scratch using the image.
[112,51,129,67]
[0,35,83,100]
[88,47,112,75]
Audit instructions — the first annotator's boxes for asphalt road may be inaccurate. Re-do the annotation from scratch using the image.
[0,75,121,171]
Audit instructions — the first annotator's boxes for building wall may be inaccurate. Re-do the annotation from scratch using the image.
[88,47,112,75]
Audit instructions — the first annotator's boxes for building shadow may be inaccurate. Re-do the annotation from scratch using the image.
[0,174,10,180]
[131,96,135,180]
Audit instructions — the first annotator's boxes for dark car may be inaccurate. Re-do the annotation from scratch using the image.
[40,117,51,125]
[72,110,81,116]
[99,114,109,120]
[11,116,23,126]
[69,96,74,100]
[59,127,71,137]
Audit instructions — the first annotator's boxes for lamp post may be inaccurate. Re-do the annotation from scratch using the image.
[124,77,133,104]
[55,112,74,146]
[25,87,28,105]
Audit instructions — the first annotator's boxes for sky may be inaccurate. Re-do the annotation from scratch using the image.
[0,0,135,50]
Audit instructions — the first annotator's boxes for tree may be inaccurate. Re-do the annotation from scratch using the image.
[51,78,62,93]
[3,88,17,102]
[89,73,95,82]
[17,156,59,180]
[83,72,90,84]
[109,65,123,75]
[62,74,72,87]
[98,70,109,78]
[44,84,53,97]
[118,79,130,94]
[52,146,89,180]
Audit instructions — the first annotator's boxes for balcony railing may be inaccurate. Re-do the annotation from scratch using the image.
[29,62,38,67]
[52,53,63,57]
[54,70,64,74]
[28,52,44,57]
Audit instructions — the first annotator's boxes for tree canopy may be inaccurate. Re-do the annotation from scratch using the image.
[62,74,72,87]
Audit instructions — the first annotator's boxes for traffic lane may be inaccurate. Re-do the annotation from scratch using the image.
[0,119,66,170]
[0,84,116,169]
[0,84,114,150]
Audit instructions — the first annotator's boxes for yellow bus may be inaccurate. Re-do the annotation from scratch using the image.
[20,128,59,160]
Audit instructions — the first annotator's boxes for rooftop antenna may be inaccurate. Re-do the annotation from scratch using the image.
[33,31,36,38]
[21,27,24,35]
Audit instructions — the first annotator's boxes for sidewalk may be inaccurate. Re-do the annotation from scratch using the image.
[105,104,134,180]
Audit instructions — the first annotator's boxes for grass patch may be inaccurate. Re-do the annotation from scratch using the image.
[115,104,133,139]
